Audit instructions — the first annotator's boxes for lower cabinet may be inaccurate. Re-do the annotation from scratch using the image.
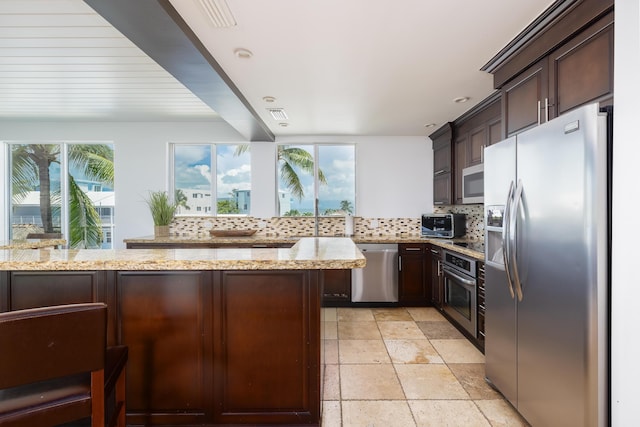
[0,269,321,426]
[398,244,430,306]
[428,245,443,309]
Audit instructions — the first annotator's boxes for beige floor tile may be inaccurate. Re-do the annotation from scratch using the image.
[372,307,413,321]
[430,339,485,364]
[475,399,530,427]
[337,307,375,321]
[324,339,339,364]
[409,400,490,427]
[323,307,338,322]
[448,363,501,400]
[340,364,405,400]
[339,339,391,364]
[323,364,341,400]
[338,321,381,340]
[395,364,469,399]
[323,320,338,339]
[322,400,342,427]
[416,321,465,339]
[342,400,416,427]
[385,339,443,364]
[378,321,426,340]
[407,307,448,322]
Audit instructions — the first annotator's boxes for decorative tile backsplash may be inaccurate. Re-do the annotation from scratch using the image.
[169,207,484,241]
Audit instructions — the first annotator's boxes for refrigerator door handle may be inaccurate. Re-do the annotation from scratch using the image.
[502,180,516,299]
[510,179,525,301]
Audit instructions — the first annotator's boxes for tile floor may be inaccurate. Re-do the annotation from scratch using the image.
[321,307,530,427]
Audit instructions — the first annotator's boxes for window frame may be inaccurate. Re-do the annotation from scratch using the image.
[275,142,356,217]
[169,142,251,217]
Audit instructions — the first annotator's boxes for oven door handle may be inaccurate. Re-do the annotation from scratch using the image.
[442,266,476,286]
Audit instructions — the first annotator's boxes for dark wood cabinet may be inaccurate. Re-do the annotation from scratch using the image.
[430,123,453,205]
[452,93,502,204]
[322,269,351,305]
[115,270,213,426]
[428,246,443,309]
[398,244,429,306]
[496,8,613,137]
[212,270,320,425]
[0,268,322,426]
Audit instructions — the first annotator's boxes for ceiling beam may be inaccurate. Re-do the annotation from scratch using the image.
[83,0,275,142]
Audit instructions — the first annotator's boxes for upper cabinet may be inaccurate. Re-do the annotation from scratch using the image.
[452,93,502,204]
[430,123,453,206]
[483,0,614,137]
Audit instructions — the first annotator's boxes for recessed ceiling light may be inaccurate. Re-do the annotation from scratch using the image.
[234,48,253,59]
[279,123,289,127]
[262,96,276,103]
[424,123,436,128]
[453,96,470,104]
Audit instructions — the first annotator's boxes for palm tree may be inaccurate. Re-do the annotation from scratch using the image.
[234,144,326,201]
[11,143,113,248]
[340,200,353,214]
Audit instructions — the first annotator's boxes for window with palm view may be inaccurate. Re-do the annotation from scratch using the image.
[9,142,114,249]
[277,144,355,217]
[171,144,251,216]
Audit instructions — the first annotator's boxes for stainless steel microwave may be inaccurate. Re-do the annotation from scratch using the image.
[462,163,484,204]
[421,213,466,238]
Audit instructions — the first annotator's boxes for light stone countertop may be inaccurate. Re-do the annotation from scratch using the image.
[0,239,66,249]
[0,237,366,271]
[124,234,485,261]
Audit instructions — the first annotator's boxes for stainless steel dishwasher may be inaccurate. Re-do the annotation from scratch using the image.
[351,244,398,302]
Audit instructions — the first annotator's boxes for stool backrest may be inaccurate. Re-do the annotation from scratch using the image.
[0,303,107,389]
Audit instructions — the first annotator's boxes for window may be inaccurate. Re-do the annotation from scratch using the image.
[171,144,251,216]
[277,144,355,217]
[7,142,115,249]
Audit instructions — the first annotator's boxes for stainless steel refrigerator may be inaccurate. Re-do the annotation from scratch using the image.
[484,103,609,426]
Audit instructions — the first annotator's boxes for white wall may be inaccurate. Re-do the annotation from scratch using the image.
[0,120,245,247]
[611,2,640,425]
[276,135,433,218]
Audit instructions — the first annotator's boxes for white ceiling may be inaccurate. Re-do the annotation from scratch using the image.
[1,0,555,137]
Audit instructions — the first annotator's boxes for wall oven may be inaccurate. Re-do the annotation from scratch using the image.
[442,249,477,338]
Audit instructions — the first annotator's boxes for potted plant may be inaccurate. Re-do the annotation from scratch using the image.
[144,191,177,237]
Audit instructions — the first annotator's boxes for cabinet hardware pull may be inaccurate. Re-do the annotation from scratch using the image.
[434,169,447,176]
[398,256,402,271]
[405,247,421,251]
[537,100,541,125]
[545,98,550,122]
[430,249,439,255]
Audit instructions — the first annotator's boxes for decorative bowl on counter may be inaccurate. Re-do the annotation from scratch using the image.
[209,229,257,237]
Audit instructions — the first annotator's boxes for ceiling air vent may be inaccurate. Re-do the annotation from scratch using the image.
[197,0,237,28]
[268,108,288,121]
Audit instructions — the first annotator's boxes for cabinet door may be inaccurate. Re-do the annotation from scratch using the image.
[433,138,451,175]
[488,118,503,146]
[116,271,213,426]
[433,173,452,206]
[468,126,486,166]
[398,244,429,306]
[453,134,467,204]
[549,13,613,118]
[502,59,548,136]
[429,246,443,309]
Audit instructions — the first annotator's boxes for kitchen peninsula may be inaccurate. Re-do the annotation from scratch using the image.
[0,237,364,426]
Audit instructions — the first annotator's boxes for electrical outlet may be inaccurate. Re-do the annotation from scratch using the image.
[370,219,379,229]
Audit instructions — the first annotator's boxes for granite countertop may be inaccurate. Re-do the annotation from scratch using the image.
[124,234,485,261]
[0,238,66,249]
[0,237,365,271]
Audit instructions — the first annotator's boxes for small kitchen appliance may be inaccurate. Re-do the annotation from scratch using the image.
[421,213,466,238]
